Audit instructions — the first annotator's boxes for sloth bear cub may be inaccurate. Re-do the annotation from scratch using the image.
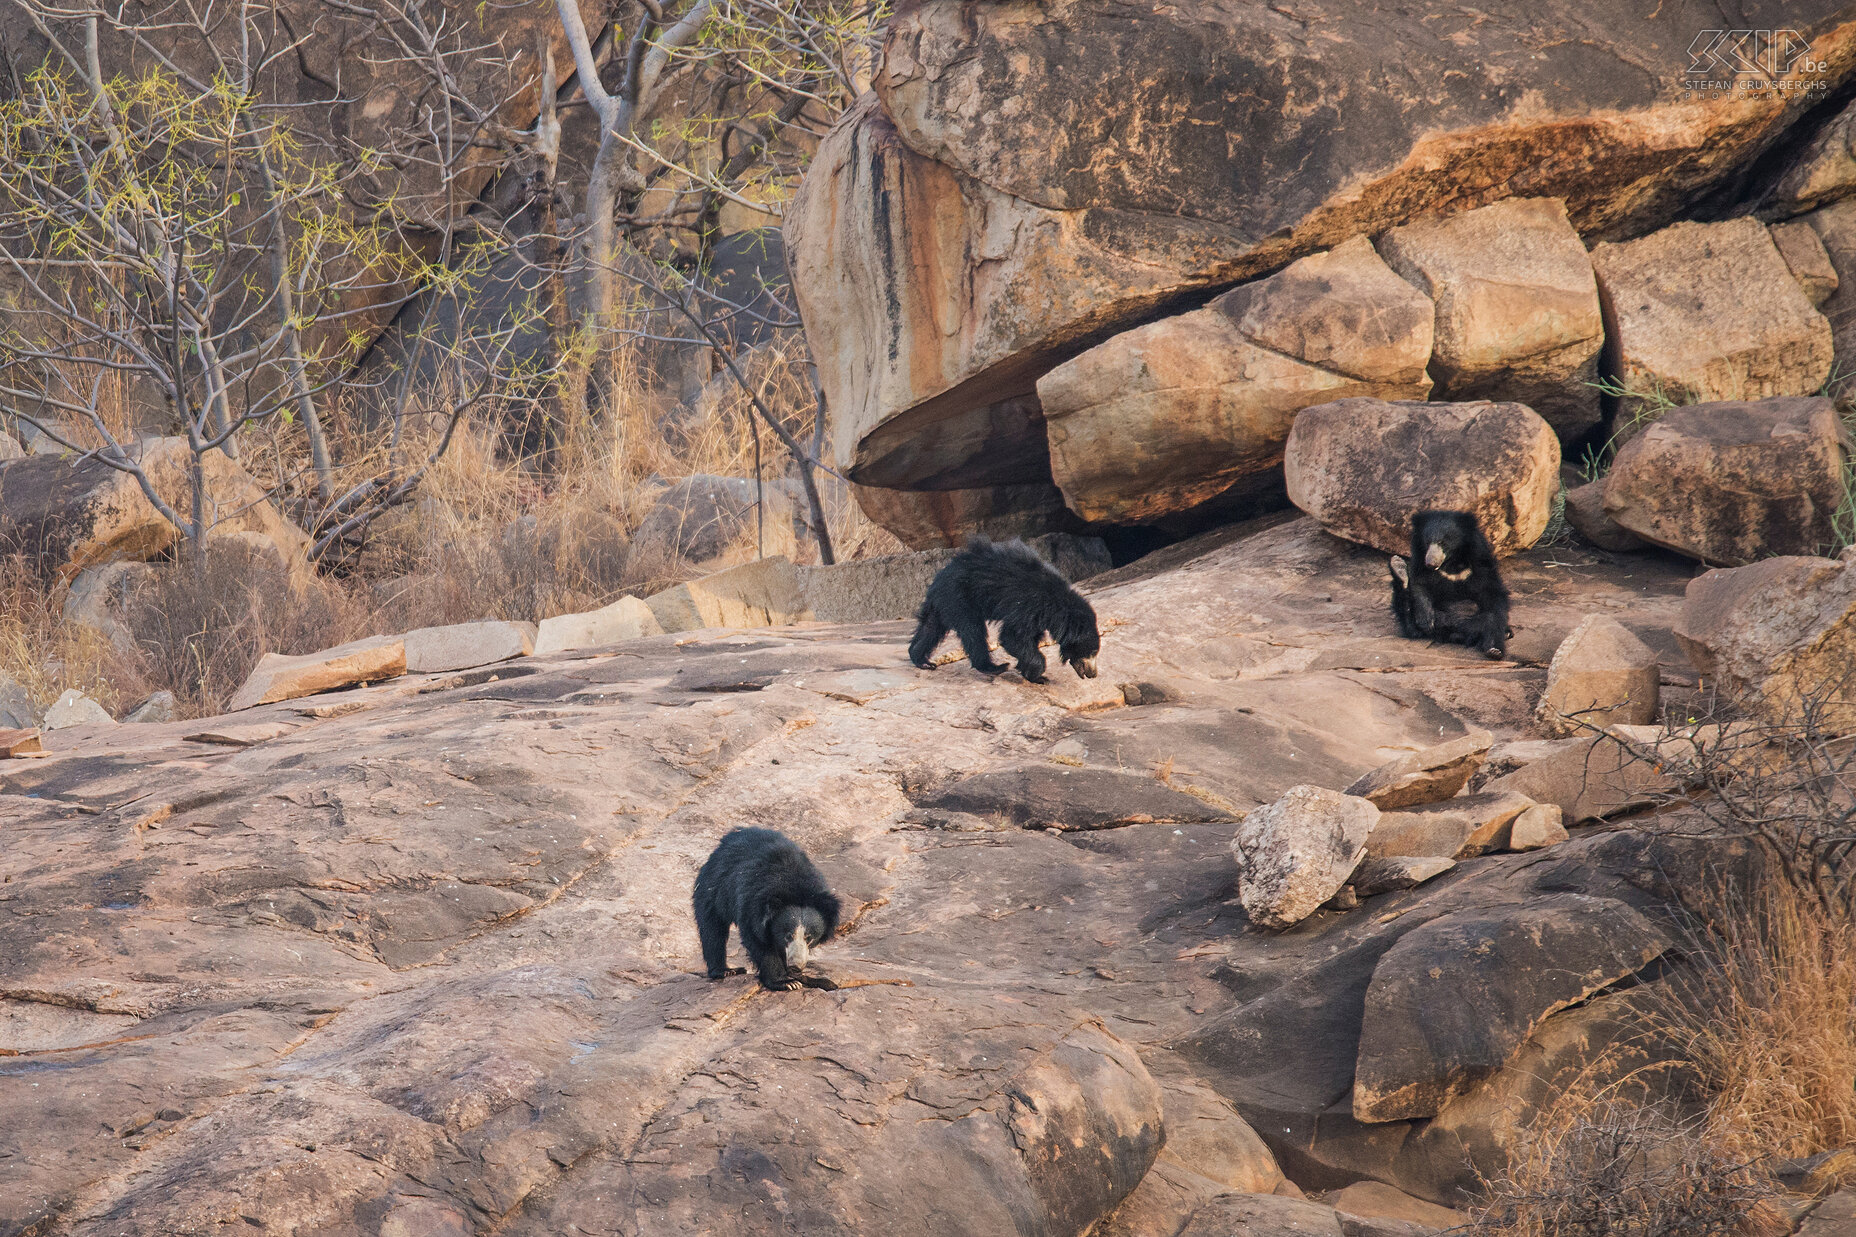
[907,537,1101,683]
[1389,509,1511,660]
[693,827,841,991]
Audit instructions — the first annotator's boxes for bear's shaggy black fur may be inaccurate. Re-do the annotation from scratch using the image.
[693,827,841,991]
[907,537,1101,683]
[1389,510,1512,660]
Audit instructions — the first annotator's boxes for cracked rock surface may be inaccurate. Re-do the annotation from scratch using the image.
[1,517,1742,1232]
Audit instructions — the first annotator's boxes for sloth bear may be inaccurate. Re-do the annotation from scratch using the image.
[1389,509,1511,660]
[693,827,841,991]
[907,537,1101,683]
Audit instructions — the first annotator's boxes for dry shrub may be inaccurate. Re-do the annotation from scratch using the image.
[1659,878,1856,1163]
[1469,1086,1779,1237]
[0,553,124,713]
[122,549,373,719]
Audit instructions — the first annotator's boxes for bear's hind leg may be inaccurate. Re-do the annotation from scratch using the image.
[908,603,949,670]
[696,903,733,979]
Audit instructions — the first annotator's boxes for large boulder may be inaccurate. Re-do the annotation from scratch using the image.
[1674,555,1856,730]
[1038,237,1433,525]
[1351,894,1669,1122]
[628,475,808,576]
[1231,786,1378,930]
[1602,397,1846,565]
[1534,614,1661,736]
[1770,218,1841,306]
[1376,197,1602,439]
[1589,219,1834,437]
[787,4,1856,498]
[1284,400,1560,556]
[0,438,308,578]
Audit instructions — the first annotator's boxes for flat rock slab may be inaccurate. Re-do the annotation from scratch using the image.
[403,620,536,673]
[1350,855,1455,897]
[1352,893,1669,1122]
[1345,730,1492,809]
[0,727,42,757]
[917,764,1238,830]
[227,635,407,710]
[1178,1193,1347,1237]
[647,556,813,633]
[1365,791,1533,861]
[1482,728,1678,823]
[182,721,300,747]
[532,596,663,655]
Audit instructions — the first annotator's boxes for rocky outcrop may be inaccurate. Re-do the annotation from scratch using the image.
[1285,400,1559,556]
[1674,554,1856,730]
[1534,615,1661,736]
[1602,397,1847,566]
[1590,219,1834,436]
[1802,197,1856,384]
[0,514,1753,1227]
[1376,197,1602,439]
[1232,786,1377,930]
[787,4,1856,505]
[1038,238,1433,525]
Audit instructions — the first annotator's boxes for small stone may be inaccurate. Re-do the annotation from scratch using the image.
[122,691,175,724]
[1048,739,1088,763]
[44,689,114,729]
[1561,480,1646,553]
[0,672,38,729]
[1507,803,1569,851]
[1231,785,1378,931]
[1344,730,1494,809]
[1535,614,1661,737]
[1770,220,1840,307]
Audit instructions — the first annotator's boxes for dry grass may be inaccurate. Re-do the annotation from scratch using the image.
[1468,1080,1781,1237]
[0,333,903,721]
[1660,878,1856,1163]
[0,554,124,713]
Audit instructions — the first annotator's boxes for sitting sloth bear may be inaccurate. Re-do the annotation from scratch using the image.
[693,827,841,991]
[908,537,1100,683]
[1389,509,1512,660]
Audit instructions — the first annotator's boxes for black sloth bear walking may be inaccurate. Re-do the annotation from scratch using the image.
[1389,510,1511,660]
[693,827,841,991]
[908,537,1101,683]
